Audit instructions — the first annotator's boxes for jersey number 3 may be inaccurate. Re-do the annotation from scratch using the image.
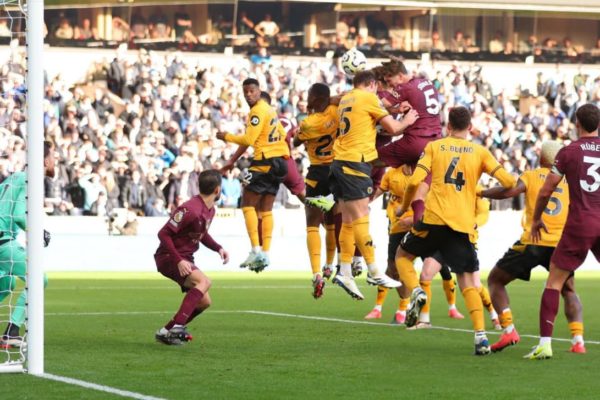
[444,157,465,191]
[581,156,600,192]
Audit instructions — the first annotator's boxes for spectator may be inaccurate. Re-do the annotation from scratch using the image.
[122,169,148,212]
[489,31,504,53]
[0,18,11,37]
[449,30,465,52]
[74,18,98,41]
[220,168,242,208]
[130,13,149,39]
[254,14,279,47]
[149,9,171,39]
[78,172,106,215]
[111,16,130,42]
[55,17,74,40]
[431,31,445,52]
[591,38,600,57]
[174,7,192,39]
[561,37,579,57]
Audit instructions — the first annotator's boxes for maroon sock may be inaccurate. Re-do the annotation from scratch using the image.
[540,288,560,337]
[167,288,204,328]
[334,213,342,252]
[411,200,425,225]
[186,308,205,324]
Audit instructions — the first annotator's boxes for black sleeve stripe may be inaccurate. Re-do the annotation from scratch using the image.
[416,164,430,174]
[489,165,501,177]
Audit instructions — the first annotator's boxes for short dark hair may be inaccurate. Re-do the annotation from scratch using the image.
[242,78,260,87]
[44,140,54,159]
[576,104,600,133]
[382,58,408,76]
[198,169,222,195]
[353,70,376,88]
[448,107,471,131]
[309,83,330,99]
[260,91,272,104]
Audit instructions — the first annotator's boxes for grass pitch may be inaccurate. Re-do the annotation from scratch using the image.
[3,271,600,399]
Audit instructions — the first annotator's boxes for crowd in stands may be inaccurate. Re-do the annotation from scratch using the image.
[0,42,599,217]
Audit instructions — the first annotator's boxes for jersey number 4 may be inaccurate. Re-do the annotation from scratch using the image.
[581,156,600,192]
[444,157,465,191]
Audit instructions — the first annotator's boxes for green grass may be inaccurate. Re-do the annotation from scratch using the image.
[3,271,600,399]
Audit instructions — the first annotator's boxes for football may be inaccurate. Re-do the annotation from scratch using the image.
[341,48,367,77]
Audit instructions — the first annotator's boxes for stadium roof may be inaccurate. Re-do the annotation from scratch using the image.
[45,0,600,13]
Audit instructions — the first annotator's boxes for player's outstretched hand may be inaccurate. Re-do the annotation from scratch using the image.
[216,131,227,141]
[530,219,548,244]
[403,109,419,126]
[400,101,413,113]
[177,259,194,277]
[219,248,230,264]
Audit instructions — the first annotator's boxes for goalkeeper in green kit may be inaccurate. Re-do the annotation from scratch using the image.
[0,141,55,348]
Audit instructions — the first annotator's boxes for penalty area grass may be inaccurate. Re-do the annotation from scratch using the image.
[3,271,600,399]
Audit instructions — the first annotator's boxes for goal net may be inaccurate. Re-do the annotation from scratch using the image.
[0,0,45,374]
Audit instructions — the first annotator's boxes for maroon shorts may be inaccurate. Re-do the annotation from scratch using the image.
[155,253,198,292]
[550,231,600,272]
[371,166,385,191]
[377,134,440,168]
[283,157,305,196]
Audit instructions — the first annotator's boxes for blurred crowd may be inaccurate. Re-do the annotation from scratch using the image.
[0,44,599,216]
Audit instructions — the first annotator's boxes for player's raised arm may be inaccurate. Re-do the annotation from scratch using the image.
[480,179,526,199]
[221,145,249,173]
[482,149,517,189]
[379,109,419,136]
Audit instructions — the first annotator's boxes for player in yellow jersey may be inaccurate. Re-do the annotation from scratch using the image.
[217,78,290,272]
[365,165,413,323]
[329,70,419,300]
[293,83,339,299]
[395,106,516,355]
[479,140,585,354]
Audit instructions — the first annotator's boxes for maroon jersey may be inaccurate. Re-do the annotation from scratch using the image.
[280,117,296,151]
[377,90,400,107]
[155,196,221,263]
[392,78,442,137]
[552,137,600,234]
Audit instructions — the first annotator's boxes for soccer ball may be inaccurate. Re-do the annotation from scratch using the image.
[341,49,367,77]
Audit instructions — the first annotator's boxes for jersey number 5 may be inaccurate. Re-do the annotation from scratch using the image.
[423,89,440,115]
[545,186,563,216]
[580,156,600,192]
[338,106,352,135]
[444,157,465,191]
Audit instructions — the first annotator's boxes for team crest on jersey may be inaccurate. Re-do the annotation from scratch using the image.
[170,209,186,226]
[250,116,260,126]
[367,187,373,195]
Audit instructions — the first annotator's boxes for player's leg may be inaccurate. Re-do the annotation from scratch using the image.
[186,292,212,325]
[0,242,28,347]
[439,262,463,319]
[415,257,440,328]
[486,266,520,352]
[456,272,489,355]
[240,189,263,267]
[473,270,500,329]
[323,209,338,279]
[388,233,408,324]
[561,275,585,354]
[306,204,325,298]
[332,199,364,299]
[256,193,277,268]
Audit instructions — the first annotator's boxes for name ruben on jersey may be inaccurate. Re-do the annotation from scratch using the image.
[580,142,600,151]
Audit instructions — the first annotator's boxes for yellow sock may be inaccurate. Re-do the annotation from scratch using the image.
[242,207,260,248]
[499,309,514,329]
[376,287,388,306]
[462,287,485,332]
[339,223,354,264]
[478,286,494,313]
[306,227,321,275]
[325,224,336,265]
[259,211,273,252]
[569,321,584,338]
[399,297,409,311]
[442,279,456,306]
[396,257,419,292]
[420,280,432,313]
[352,216,375,265]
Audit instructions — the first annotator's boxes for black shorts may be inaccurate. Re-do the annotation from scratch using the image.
[388,232,407,262]
[429,251,453,280]
[329,160,373,201]
[495,240,554,281]
[305,164,331,197]
[246,157,288,196]
[400,222,479,274]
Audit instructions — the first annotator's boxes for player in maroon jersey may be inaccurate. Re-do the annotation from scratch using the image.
[378,60,443,222]
[526,104,600,360]
[154,170,229,345]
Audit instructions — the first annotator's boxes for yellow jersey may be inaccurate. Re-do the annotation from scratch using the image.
[471,191,490,244]
[519,167,569,247]
[298,105,338,165]
[333,88,389,163]
[380,167,414,234]
[404,136,516,239]
[224,99,289,160]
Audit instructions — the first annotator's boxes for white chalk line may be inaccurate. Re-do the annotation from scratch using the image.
[44,309,600,345]
[40,373,167,400]
[46,286,309,290]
